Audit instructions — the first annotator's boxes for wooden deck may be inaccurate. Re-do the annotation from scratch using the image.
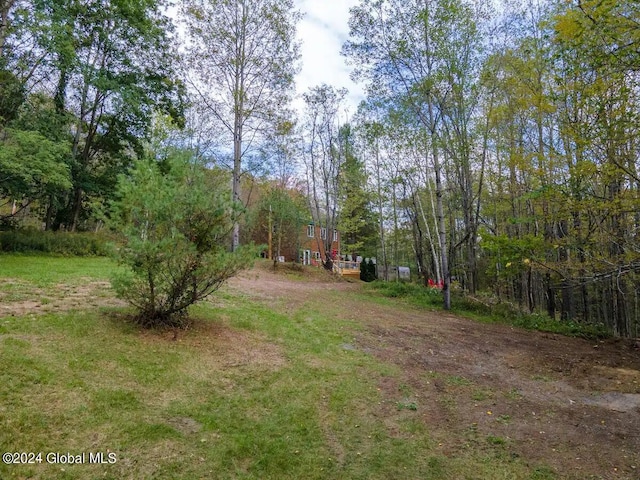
[333,260,360,279]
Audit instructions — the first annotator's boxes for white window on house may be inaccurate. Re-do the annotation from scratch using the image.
[314,251,321,261]
[321,227,327,239]
[333,229,338,242]
[307,224,314,237]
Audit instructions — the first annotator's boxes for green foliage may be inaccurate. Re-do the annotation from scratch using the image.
[370,281,442,308]
[245,184,307,260]
[369,280,610,340]
[554,0,640,73]
[0,93,73,225]
[451,293,610,340]
[511,315,610,340]
[0,69,25,124]
[0,229,110,256]
[480,233,546,278]
[338,123,378,258]
[16,0,187,230]
[360,258,377,282]
[109,152,256,327]
[0,127,71,201]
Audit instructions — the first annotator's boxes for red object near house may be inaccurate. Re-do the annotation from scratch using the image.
[428,279,443,289]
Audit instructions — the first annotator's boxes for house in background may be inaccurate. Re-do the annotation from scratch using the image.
[299,223,361,279]
[299,223,340,267]
[259,219,361,278]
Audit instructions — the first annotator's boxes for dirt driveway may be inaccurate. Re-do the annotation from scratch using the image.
[228,266,640,480]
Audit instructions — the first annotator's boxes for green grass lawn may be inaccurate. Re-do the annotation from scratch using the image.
[0,254,118,286]
[1,255,555,479]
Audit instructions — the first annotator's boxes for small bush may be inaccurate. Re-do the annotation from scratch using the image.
[286,262,304,272]
[452,292,610,339]
[110,154,255,328]
[512,315,609,340]
[370,281,441,307]
[0,228,111,256]
[369,281,610,340]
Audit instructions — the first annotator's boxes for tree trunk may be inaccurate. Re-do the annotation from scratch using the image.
[433,143,450,310]
[374,138,388,281]
[69,187,82,232]
[546,273,556,319]
[410,193,428,286]
[44,195,56,231]
[416,177,441,283]
[428,112,450,309]
[230,1,247,252]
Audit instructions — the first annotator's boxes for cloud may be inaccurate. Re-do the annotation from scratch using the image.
[293,0,365,117]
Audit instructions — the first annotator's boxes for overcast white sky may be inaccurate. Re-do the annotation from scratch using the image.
[293,0,365,116]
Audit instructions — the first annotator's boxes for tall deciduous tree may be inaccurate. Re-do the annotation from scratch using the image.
[302,84,347,270]
[182,0,300,251]
[357,111,389,280]
[550,0,640,335]
[32,0,184,231]
[345,0,483,308]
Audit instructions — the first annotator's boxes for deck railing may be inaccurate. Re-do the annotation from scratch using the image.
[333,260,360,276]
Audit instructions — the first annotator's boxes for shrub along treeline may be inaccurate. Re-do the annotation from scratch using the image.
[0,229,112,256]
[370,281,611,341]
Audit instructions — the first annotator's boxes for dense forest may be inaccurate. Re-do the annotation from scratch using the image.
[1,0,639,337]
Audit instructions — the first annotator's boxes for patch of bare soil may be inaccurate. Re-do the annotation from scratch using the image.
[0,278,125,317]
[129,317,288,411]
[225,263,359,310]
[137,318,287,371]
[226,269,640,480]
[356,315,640,479]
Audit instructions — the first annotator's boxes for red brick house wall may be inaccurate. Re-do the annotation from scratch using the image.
[299,224,340,266]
